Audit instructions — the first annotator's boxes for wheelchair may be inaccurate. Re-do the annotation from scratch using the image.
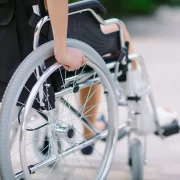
[0,0,179,180]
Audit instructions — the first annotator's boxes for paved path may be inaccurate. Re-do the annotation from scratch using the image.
[110,6,180,180]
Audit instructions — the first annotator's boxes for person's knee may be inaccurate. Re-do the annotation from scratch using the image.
[101,24,119,34]
[100,20,127,34]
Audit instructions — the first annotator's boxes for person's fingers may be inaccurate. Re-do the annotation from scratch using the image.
[63,65,74,72]
[63,65,68,71]
[81,55,86,67]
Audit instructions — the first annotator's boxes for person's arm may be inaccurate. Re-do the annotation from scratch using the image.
[46,0,86,71]
[46,0,67,57]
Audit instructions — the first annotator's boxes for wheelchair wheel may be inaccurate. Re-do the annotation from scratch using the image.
[32,103,62,163]
[129,139,144,180]
[0,39,119,180]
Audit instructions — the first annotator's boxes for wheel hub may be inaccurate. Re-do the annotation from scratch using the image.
[54,124,75,143]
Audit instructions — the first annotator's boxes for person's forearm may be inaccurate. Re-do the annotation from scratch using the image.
[46,0,68,55]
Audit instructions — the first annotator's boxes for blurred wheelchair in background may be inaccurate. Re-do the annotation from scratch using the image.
[0,0,179,180]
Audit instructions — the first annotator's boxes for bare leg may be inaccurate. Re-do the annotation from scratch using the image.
[80,22,136,139]
[79,85,102,139]
[101,23,137,69]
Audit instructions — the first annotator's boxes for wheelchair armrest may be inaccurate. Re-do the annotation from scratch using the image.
[69,0,107,15]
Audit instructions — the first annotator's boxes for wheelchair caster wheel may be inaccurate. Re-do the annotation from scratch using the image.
[128,139,144,180]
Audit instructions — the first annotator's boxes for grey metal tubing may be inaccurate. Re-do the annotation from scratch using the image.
[15,122,127,179]
[33,9,125,50]
[33,9,126,99]
[20,58,119,179]
[20,64,60,180]
[33,16,49,50]
[60,97,99,134]
[55,76,101,97]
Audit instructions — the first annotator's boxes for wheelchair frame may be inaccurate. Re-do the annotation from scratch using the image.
[0,1,172,180]
[30,4,162,178]
[33,4,161,133]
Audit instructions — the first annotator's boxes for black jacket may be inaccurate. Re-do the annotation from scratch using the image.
[0,0,37,100]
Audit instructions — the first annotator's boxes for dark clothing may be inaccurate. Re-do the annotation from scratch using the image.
[0,0,37,100]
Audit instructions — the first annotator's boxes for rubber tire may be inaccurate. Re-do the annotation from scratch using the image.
[129,139,144,180]
[0,39,119,180]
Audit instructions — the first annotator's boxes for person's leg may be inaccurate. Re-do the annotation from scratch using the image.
[101,23,137,69]
[79,22,136,140]
[101,24,179,134]
[79,85,103,139]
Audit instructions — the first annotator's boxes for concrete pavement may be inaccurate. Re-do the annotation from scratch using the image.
[110,6,180,180]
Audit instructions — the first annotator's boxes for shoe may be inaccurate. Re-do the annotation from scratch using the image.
[154,106,179,136]
[81,144,94,155]
[39,135,50,156]
[81,115,127,155]
[97,115,127,142]
[157,106,177,127]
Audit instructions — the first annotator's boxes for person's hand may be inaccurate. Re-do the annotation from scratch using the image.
[55,47,86,71]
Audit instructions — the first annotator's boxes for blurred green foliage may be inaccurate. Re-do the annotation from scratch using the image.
[99,0,156,17]
[69,0,180,17]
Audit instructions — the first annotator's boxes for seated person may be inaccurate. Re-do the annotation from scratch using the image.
[41,0,178,156]
[79,23,178,155]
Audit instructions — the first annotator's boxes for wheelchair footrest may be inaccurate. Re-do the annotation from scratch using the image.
[155,120,180,137]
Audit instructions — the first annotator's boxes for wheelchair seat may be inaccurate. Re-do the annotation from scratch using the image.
[69,0,107,14]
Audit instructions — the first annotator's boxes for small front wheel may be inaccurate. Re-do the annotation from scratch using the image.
[129,139,144,180]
